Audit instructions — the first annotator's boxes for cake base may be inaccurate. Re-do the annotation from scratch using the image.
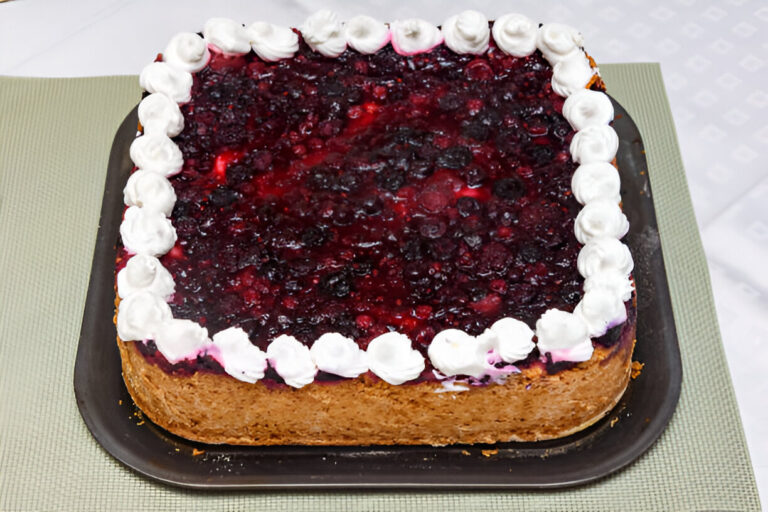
[117,322,635,446]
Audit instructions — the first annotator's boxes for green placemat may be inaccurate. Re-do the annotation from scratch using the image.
[0,65,760,512]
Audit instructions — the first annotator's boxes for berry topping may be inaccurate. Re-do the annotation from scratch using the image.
[123,36,588,381]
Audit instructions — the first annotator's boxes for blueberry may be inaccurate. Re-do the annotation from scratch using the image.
[319,271,353,298]
[518,244,541,264]
[459,167,485,188]
[359,196,383,216]
[461,120,490,141]
[429,238,456,261]
[457,197,481,217]
[300,226,328,248]
[463,233,483,249]
[208,186,240,207]
[376,169,405,192]
[319,78,345,96]
[493,177,526,201]
[226,164,253,186]
[438,93,462,111]
[419,218,447,239]
[261,261,285,282]
[401,238,425,261]
[528,145,554,166]
[436,146,473,169]
[308,167,336,191]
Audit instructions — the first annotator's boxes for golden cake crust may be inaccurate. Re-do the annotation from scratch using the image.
[117,320,635,446]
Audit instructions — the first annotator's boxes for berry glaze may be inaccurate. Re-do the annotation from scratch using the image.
[119,34,631,382]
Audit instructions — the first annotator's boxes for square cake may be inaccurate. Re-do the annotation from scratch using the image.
[115,10,637,445]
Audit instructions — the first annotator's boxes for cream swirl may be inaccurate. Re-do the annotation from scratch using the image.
[574,289,628,337]
[203,18,251,54]
[479,318,535,363]
[129,134,184,177]
[366,332,425,385]
[491,13,537,57]
[571,161,621,205]
[123,170,177,216]
[301,10,347,57]
[137,93,184,137]
[310,333,368,378]
[116,254,175,299]
[584,271,635,302]
[562,89,614,131]
[246,22,299,61]
[139,62,192,104]
[120,206,177,256]
[442,10,490,55]
[551,53,594,97]
[116,290,172,341]
[535,309,593,363]
[266,335,317,388]
[574,199,630,244]
[428,329,489,378]
[343,15,390,54]
[569,124,619,164]
[212,327,268,383]
[390,18,443,56]
[577,237,634,278]
[536,23,583,64]
[163,32,210,72]
[154,318,210,364]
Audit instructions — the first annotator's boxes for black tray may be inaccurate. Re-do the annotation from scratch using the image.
[74,98,682,489]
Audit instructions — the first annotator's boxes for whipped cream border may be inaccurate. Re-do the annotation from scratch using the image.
[118,11,633,390]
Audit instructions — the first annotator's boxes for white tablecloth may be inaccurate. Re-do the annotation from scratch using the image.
[2,0,766,506]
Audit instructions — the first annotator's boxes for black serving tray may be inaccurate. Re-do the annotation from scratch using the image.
[74,98,682,489]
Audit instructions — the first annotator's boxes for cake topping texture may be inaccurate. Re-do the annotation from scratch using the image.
[266,334,318,388]
[310,332,368,379]
[343,15,391,55]
[390,18,443,55]
[119,206,177,256]
[366,332,426,385]
[481,317,536,363]
[490,13,537,58]
[574,288,628,337]
[138,61,192,103]
[137,93,185,137]
[116,290,172,342]
[154,318,210,364]
[212,327,268,383]
[163,32,211,73]
[300,10,347,57]
[571,161,622,205]
[535,23,584,64]
[562,88,614,131]
[203,17,251,55]
[117,253,175,299]
[129,134,184,177]
[574,199,630,244]
[577,237,634,278]
[535,309,593,362]
[247,22,300,61]
[123,170,177,216]
[441,10,490,55]
[569,124,619,164]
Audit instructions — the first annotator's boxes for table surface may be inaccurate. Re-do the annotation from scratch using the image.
[1,0,766,507]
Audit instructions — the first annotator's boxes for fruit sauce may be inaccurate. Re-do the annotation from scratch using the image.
[121,35,603,380]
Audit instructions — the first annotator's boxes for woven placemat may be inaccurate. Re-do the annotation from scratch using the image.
[0,65,760,511]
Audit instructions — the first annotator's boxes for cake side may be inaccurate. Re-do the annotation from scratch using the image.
[118,302,634,445]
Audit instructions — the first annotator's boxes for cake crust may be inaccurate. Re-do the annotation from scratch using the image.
[118,316,635,446]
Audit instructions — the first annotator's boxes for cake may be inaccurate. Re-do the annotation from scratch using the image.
[115,10,637,446]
